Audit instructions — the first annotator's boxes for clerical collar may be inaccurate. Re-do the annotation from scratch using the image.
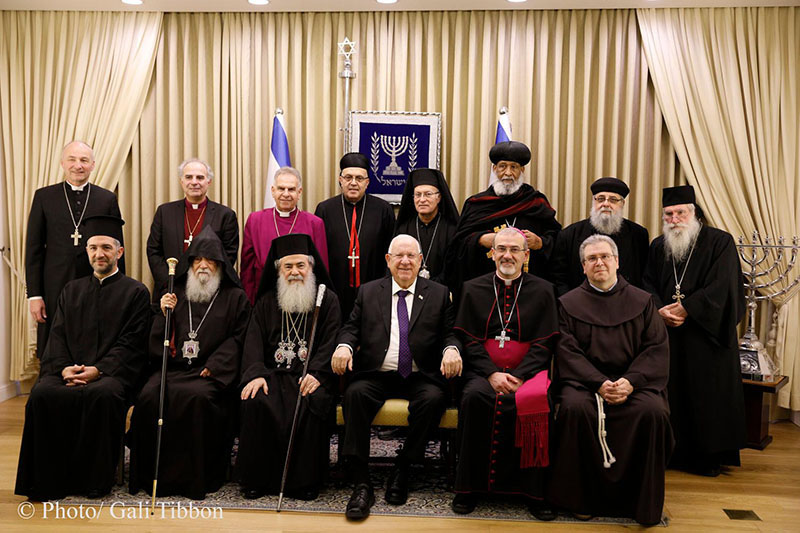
[392,278,417,297]
[66,181,88,192]
[588,279,618,293]
[184,197,209,210]
[346,195,366,207]
[417,212,440,226]
[276,207,297,218]
[495,272,522,287]
[94,268,120,284]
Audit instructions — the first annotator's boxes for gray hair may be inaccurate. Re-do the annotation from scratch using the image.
[388,234,422,255]
[274,166,302,188]
[178,158,214,181]
[274,254,315,270]
[492,227,529,251]
[61,140,94,160]
[578,234,619,263]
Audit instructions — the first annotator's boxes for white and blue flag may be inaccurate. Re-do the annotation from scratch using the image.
[264,109,292,208]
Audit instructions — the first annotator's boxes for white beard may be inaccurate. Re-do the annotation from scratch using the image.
[185,268,222,303]
[277,270,317,314]
[491,172,524,196]
[663,216,702,263]
[589,206,624,235]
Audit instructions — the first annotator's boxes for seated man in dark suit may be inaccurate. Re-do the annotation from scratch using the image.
[332,234,462,520]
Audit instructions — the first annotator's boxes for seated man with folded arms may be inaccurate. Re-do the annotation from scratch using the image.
[550,234,673,526]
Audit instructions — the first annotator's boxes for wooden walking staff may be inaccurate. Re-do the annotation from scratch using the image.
[277,284,327,512]
[151,257,179,515]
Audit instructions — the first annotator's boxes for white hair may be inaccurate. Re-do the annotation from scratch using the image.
[589,205,624,235]
[490,171,525,196]
[185,265,222,303]
[493,227,528,251]
[273,254,314,270]
[178,158,214,181]
[274,166,302,187]
[277,269,316,314]
[578,234,619,263]
[388,234,422,255]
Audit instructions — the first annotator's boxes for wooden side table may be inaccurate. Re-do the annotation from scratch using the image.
[741,376,788,449]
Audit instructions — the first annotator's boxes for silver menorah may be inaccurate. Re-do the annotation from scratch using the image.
[737,231,800,380]
[380,135,409,176]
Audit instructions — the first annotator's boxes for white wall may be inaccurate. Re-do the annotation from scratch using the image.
[0,143,18,402]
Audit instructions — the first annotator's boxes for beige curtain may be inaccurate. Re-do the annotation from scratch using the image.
[0,11,162,380]
[638,7,800,408]
[119,9,679,289]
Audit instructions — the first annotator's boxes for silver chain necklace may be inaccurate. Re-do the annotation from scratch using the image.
[415,215,441,279]
[182,290,220,364]
[340,194,367,241]
[671,238,698,303]
[62,182,91,246]
[273,207,299,237]
[491,276,523,349]
[275,310,309,366]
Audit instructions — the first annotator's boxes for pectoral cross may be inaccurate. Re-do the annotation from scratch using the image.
[495,329,510,349]
[184,235,193,246]
[348,252,359,268]
[672,284,685,302]
[70,229,82,246]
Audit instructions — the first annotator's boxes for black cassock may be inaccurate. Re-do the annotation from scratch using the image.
[315,194,395,319]
[550,218,649,296]
[15,273,150,500]
[453,272,558,499]
[394,213,457,284]
[237,289,341,494]
[128,284,250,500]
[643,225,746,467]
[446,184,561,300]
[25,182,125,353]
[550,279,673,525]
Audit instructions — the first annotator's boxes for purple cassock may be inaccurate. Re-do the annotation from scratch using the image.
[240,208,329,304]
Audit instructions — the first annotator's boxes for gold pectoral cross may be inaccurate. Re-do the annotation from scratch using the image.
[71,229,82,246]
[672,284,685,302]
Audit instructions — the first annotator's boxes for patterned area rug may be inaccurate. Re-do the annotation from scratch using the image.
[62,432,667,526]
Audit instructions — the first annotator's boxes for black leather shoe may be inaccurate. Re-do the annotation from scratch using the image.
[243,488,265,500]
[345,483,374,520]
[529,501,557,521]
[385,468,409,505]
[451,493,477,515]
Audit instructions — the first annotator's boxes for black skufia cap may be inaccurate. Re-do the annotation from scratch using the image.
[662,185,696,207]
[82,215,124,243]
[489,141,531,166]
[590,177,630,198]
[339,152,370,172]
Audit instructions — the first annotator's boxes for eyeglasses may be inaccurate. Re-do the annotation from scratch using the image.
[663,208,690,221]
[413,192,440,199]
[583,254,615,264]
[593,195,623,205]
[341,174,369,183]
[495,162,522,172]
[493,245,525,254]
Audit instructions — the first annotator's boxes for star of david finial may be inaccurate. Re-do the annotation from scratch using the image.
[338,37,357,61]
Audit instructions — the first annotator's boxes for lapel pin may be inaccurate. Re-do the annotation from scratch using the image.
[418,295,423,300]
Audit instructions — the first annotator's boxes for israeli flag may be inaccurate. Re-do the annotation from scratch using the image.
[489,106,512,185]
[264,109,292,208]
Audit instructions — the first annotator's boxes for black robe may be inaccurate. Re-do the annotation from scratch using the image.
[550,279,673,525]
[314,194,395,319]
[25,182,125,353]
[128,283,250,500]
[643,225,746,466]
[550,218,650,296]
[15,272,150,500]
[453,272,558,499]
[237,288,341,493]
[394,213,457,284]
[446,184,561,300]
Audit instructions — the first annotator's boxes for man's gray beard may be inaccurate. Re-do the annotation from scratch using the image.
[277,270,317,314]
[185,268,222,303]
[491,172,524,196]
[589,206,624,235]
[663,216,702,262]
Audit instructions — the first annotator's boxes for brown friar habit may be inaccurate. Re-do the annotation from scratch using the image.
[453,271,558,500]
[128,227,250,500]
[445,183,561,300]
[15,272,150,500]
[643,224,746,468]
[237,236,341,495]
[550,278,673,526]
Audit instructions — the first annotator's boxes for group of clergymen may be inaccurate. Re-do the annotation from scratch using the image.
[15,139,747,526]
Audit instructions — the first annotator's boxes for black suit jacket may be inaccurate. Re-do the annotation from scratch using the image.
[25,182,124,315]
[337,276,460,384]
[146,198,239,298]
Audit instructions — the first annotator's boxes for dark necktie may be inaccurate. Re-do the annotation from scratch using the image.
[396,289,411,378]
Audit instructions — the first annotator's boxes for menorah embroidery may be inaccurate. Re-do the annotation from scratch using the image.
[380,135,409,176]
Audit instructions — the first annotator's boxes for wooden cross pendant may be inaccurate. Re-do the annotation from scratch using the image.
[70,229,82,246]
[495,329,510,349]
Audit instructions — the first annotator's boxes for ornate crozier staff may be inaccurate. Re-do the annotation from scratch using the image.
[277,283,327,512]
[151,257,179,515]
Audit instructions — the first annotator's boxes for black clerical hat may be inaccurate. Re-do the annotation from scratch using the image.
[339,152,370,172]
[662,185,695,207]
[590,177,630,198]
[82,215,125,243]
[395,168,460,229]
[256,233,333,301]
[489,141,531,166]
[408,168,440,188]
[176,226,242,288]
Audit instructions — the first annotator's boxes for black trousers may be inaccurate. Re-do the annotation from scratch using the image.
[342,371,446,473]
